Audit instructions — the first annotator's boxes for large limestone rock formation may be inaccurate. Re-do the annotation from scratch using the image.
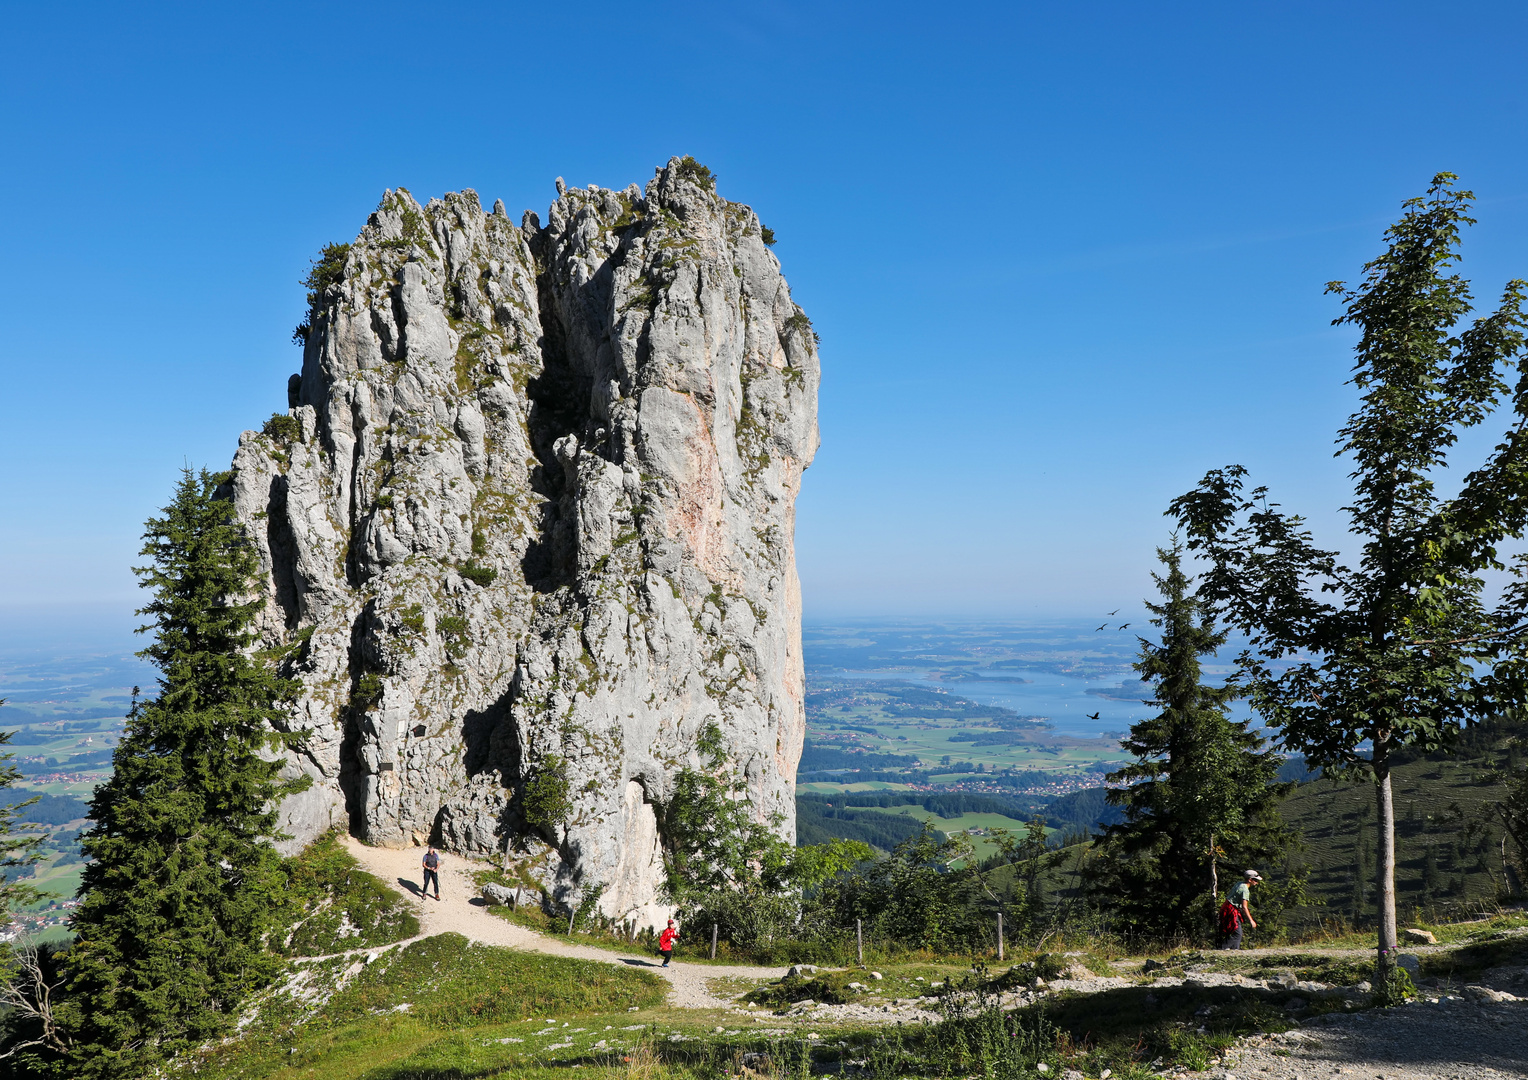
[228,158,819,927]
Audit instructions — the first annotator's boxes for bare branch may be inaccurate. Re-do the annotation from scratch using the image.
[0,939,71,1060]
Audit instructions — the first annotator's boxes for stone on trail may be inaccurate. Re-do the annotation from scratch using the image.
[1463,984,1513,1003]
[481,882,518,906]
[1402,927,1438,945]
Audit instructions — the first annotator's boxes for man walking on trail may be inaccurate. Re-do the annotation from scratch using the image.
[1219,869,1261,949]
[658,919,679,967]
[421,846,442,901]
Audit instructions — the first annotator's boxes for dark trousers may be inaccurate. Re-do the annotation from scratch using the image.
[1219,928,1243,950]
[660,949,672,966]
[422,868,439,897]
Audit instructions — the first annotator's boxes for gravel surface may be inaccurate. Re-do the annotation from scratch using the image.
[1225,998,1528,1080]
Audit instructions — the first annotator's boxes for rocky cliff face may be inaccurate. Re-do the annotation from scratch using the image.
[229,158,818,927]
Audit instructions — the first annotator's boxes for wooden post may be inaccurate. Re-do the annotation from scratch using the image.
[856,918,864,965]
[997,911,1004,962]
[710,922,718,959]
[568,907,577,936]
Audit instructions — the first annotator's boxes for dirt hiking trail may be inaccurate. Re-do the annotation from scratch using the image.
[341,836,782,1008]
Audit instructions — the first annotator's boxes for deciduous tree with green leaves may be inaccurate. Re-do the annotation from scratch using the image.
[1169,174,1528,975]
[1086,541,1296,942]
[659,727,870,957]
[57,468,307,1078]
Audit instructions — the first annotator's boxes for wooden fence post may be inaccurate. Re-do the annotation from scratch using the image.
[710,922,718,959]
[997,911,1004,962]
[856,918,864,965]
[568,906,577,936]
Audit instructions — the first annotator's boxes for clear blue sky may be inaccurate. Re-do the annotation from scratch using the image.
[5,1,1528,637]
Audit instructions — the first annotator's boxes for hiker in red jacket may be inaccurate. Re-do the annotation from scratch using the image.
[658,919,679,967]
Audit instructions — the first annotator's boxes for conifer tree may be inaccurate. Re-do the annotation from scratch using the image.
[0,701,42,918]
[1087,540,1295,942]
[58,469,303,1078]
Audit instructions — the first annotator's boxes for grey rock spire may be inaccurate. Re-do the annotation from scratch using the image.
[228,159,819,927]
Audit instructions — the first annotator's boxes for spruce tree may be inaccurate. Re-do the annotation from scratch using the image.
[1087,540,1296,942]
[58,469,302,1077]
[0,701,42,917]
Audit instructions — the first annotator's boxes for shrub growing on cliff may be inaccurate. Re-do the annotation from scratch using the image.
[260,412,300,443]
[58,468,308,1078]
[291,241,351,346]
[673,156,716,190]
[523,756,571,839]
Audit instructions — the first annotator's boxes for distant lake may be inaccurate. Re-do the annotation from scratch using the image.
[804,617,1260,742]
[825,668,1145,741]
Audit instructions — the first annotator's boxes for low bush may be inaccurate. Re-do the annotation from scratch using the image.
[744,969,869,1007]
[261,413,300,442]
[991,952,1069,989]
[459,562,498,586]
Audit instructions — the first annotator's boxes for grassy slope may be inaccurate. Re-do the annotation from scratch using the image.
[1279,728,1516,925]
[190,933,667,1080]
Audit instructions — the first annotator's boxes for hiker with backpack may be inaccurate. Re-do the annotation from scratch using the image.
[1218,869,1261,949]
[421,846,442,901]
[658,919,679,967]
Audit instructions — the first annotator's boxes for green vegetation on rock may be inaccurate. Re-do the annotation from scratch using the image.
[273,830,419,957]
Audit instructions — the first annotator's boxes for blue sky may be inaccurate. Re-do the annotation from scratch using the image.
[4,1,1528,635]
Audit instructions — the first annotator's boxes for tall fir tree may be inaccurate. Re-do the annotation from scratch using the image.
[57,469,303,1078]
[1087,540,1297,942]
[0,700,42,918]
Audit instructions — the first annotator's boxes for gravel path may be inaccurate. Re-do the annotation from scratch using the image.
[342,836,784,1009]
[1226,997,1528,1080]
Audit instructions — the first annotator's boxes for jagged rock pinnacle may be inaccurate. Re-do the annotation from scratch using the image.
[229,157,819,927]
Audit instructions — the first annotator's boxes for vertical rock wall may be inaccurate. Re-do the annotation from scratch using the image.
[228,159,818,926]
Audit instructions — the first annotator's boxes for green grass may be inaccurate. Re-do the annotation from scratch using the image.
[191,933,668,1079]
[1418,928,1528,982]
[274,829,419,956]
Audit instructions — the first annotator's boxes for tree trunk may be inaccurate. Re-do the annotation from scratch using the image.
[1208,831,1218,939]
[1374,745,1398,973]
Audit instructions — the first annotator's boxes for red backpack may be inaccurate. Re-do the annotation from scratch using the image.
[1218,900,1242,936]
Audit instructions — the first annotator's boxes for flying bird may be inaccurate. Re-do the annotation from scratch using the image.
[1107,609,1120,616]
[1087,711,1101,721]
[1095,622,1108,632]
[1117,623,1130,630]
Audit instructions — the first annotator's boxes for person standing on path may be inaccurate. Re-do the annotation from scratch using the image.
[1220,869,1260,949]
[421,846,442,901]
[658,919,679,967]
